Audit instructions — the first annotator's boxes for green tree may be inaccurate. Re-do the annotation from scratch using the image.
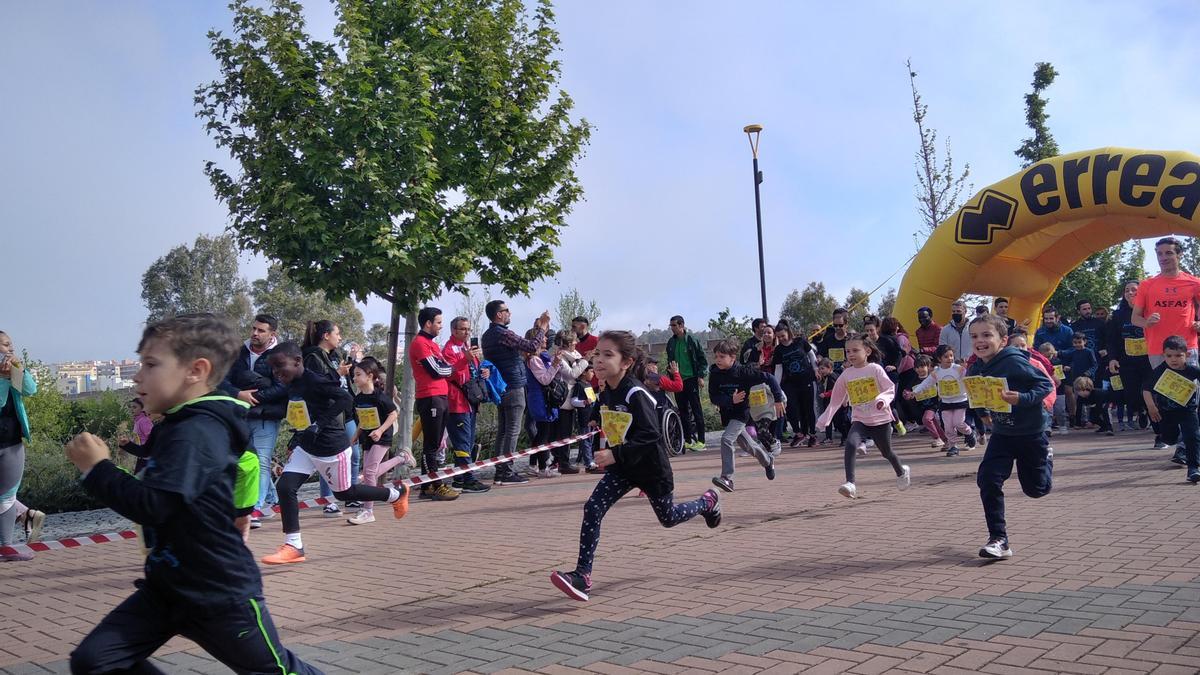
[1015,62,1061,167]
[1181,238,1200,277]
[907,59,971,246]
[197,0,590,401]
[708,307,753,345]
[141,233,251,326]
[364,322,391,361]
[876,287,897,319]
[1116,240,1147,286]
[250,264,365,344]
[844,288,871,329]
[1046,246,1121,317]
[21,353,72,443]
[556,288,601,334]
[779,282,838,335]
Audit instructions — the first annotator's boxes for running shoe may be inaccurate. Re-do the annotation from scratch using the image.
[258,507,276,521]
[711,476,734,493]
[431,485,461,501]
[1,551,33,562]
[789,435,803,448]
[1153,439,1169,450]
[765,460,776,481]
[345,501,363,509]
[459,479,491,493]
[538,468,560,478]
[322,503,341,516]
[347,510,376,525]
[550,570,591,601]
[494,471,530,485]
[558,464,580,474]
[931,439,946,449]
[965,432,977,449]
[946,446,960,457]
[806,435,817,448]
[585,465,605,474]
[391,484,410,519]
[262,544,306,565]
[838,482,858,499]
[1188,471,1200,484]
[979,538,1012,560]
[897,465,911,491]
[856,444,868,457]
[700,489,721,528]
[249,517,262,529]
[1171,454,1187,466]
[894,421,907,436]
[22,509,45,543]
[418,486,435,499]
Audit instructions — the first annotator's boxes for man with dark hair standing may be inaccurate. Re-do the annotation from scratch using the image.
[482,300,551,484]
[740,318,768,365]
[1034,307,1075,353]
[1133,236,1200,369]
[667,315,709,451]
[219,313,286,528]
[1072,299,1106,359]
[914,307,941,356]
[815,308,851,372]
[572,316,598,359]
[409,306,464,501]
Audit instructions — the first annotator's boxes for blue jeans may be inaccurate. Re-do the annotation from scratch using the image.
[977,433,1053,542]
[248,418,280,509]
[318,419,360,499]
[575,407,594,466]
[448,411,477,481]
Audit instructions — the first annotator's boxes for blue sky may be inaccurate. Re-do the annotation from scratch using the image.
[5,1,1199,362]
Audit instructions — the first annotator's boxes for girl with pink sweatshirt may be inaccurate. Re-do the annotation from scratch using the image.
[816,335,911,499]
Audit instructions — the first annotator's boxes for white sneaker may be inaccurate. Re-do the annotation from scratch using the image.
[258,507,276,520]
[539,469,559,478]
[931,439,945,449]
[838,482,858,499]
[322,503,341,516]
[897,465,911,491]
[346,510,375,525]
[979,538,1013,559]
[856,444,868,456]
[865,439,876,448]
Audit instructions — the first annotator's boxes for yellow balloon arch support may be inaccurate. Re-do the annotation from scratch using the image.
[895,147,1200,328]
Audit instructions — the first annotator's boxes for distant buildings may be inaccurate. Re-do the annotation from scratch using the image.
[52,359,139,395]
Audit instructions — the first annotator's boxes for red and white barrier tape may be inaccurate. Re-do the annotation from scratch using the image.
[0,430,599,558]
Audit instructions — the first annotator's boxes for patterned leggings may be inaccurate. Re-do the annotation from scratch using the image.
[576,471,708,574]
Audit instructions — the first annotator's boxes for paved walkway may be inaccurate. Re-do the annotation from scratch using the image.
[3,429,1199,674]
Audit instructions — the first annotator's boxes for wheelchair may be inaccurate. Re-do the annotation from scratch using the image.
[654,393,686,456]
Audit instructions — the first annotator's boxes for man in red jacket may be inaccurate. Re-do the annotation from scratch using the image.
[409,306,470,501]
[914,307,942,356]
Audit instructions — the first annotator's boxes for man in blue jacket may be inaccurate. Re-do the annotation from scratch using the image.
[219,314,287,527]
[1034,307,1075,353]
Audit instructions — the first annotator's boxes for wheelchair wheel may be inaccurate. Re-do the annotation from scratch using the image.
[662,407,685,456]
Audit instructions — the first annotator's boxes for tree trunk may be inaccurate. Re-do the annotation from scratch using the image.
[395,308,418,452]
[385,299,402,394]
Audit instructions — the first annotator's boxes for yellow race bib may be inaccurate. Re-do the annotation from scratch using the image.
[964,376,1012,413]
[286,400,312,429]
[846,377,880,406]
[1153,368,1197,407]
[915,387,938,402]
[828,348,846,364]
[600,408,634,446]
[356,406,381,430]
[1125,337,1148,357]
[937,378,961,398]
[1110,375,1123,391]
[748,388,768,408]
[1053,365,1065,381]
[583,386,597,404]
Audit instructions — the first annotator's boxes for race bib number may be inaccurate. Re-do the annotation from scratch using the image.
[964,376,1012,413]
[356,406,381,430]
[600,408,634,446]
[1110,375,1123,391]
[1153,369,1197,407]
[1053,365,1065,381]
[1125,337,1148,357]
[583,386,597,404]
[748,388,768,408]
[846,377,879,406]
[937,378,961,398]
[828,348,845,364]
[286,400,312,429]
[915,387,938,402]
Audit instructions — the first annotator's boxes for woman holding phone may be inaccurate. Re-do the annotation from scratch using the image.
[0,330,38,561]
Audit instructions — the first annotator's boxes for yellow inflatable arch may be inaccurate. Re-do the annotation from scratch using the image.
[895,147,1200,329]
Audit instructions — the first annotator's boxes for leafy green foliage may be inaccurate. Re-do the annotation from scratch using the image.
[779,282,839,335]
[21,354,72,443]
[556,288,601,334]
[141,233,252,327]
[250,263,365,344]
[707,307,753,345]
[1046,245,1121,314]
[1015,62,1061,167]
[1117,240,1147,285]
[844,288,872,329]
[876,287,897,319]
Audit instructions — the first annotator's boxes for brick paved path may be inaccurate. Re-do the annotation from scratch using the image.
[3,430,1199,674]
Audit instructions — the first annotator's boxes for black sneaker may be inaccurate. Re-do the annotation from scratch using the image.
[1171,454,1187,466]
[700,489,721,528]
[964,432,977,449]
[946,446,960,457]
[249,516,262,529]
[979,538,1012,559]
[711,476,734,493]
[494,471,529,485]
[765,460,776,480]
[460,479,491,493]
[550,570,591,601]
[345,500,363,509]
[451,478,464,489]
[1188,472,1200,484]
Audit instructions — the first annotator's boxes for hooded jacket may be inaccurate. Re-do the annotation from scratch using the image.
[591,373,674,497]
[80,394,262,609]
[966,347,1053,436]
[287,368,354,457]
[219,341,288,420]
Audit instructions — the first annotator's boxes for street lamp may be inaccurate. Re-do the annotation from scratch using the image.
[744,123,768,323]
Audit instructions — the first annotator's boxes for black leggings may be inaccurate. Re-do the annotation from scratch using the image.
[575,472,708,574]
[275,472,392,533]
[551,412,576,467]
[844,421,904,484]
[417,396,449,487]
[783,380,816,435]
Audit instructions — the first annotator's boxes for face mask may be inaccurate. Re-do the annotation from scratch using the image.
[951,313,963,323]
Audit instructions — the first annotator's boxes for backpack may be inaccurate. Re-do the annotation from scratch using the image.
[463,375,488,406]
[544,375,570,409]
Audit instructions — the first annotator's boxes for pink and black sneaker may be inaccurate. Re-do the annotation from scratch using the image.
[700,489,722,528]
[550,570,592,601]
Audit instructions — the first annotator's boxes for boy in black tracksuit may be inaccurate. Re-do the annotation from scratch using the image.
[708,340,786,492]
[966,316,1054,561]
[1142,336,1200,481]
[66,314,319,674]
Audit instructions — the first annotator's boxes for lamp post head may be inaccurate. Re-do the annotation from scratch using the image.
[743,124,763,158]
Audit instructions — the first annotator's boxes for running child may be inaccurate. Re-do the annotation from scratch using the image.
[550,331,721,601]
[968,314,1054,560]
[901,355,947,449]
[1038,343,1070,433]
[815,333,910,498]
[263,342,409,564]
[909,345,976,457]
[708,339,785,492]
[1142,335,1200,480]
[347,357,412,525]
[66,314,320,674]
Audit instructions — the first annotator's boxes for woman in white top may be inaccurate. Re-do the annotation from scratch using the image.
[551,329,590,473]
